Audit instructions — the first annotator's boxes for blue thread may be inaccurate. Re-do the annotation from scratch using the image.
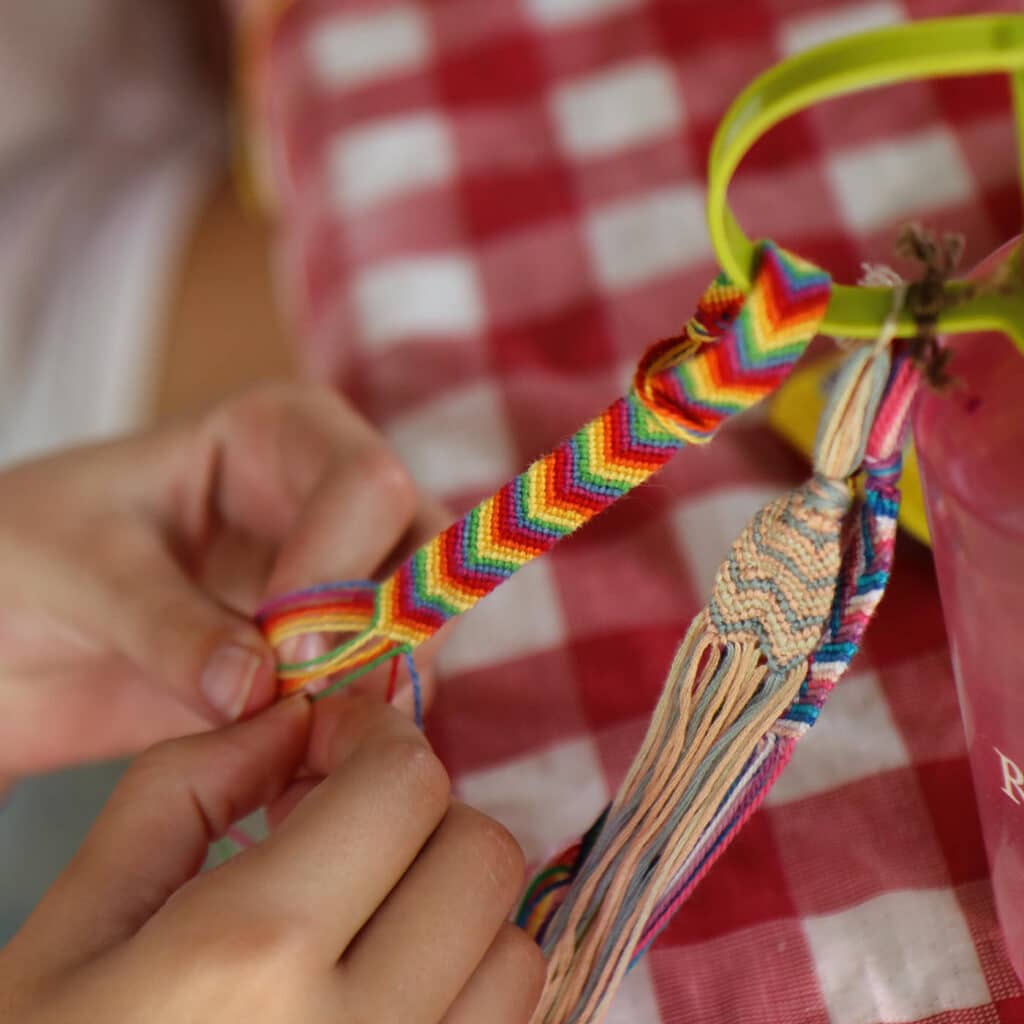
[405,652,424,730]
[784,701,820,725]
[857,570,890,592]
[628,743,780,966]
[815,640,858,661]
[256,579,378,623]
[280,579,376,600]
[859,507,876,566]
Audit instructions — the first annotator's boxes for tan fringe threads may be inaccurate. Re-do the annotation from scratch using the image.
[532,330,896,1024]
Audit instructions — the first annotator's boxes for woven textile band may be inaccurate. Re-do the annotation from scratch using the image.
[519,347,922,968]
[259,242,831,695]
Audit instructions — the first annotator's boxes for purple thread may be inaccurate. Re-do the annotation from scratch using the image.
[405,652,423,730]
[256,579,378,619]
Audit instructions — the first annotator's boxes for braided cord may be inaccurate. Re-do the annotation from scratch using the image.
[259,242,831,695]
[519,348,923,958]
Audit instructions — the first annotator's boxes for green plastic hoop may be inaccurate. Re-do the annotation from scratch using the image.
[707,14,1024,348]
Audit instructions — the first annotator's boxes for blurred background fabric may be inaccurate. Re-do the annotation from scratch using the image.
[251,0,1024,1020]
[2,1,1023,1021]
[0,0,223,465]
[0,0,226,941]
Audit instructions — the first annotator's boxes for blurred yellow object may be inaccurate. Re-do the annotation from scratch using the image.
[231,0,297,216]
[769,356,931,546]
[708,14,1024,351]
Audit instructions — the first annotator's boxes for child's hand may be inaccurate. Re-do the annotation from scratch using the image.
[0,697,545,1022]
[0,383,446,775]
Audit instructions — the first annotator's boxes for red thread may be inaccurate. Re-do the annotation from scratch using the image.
[386,656,399,703]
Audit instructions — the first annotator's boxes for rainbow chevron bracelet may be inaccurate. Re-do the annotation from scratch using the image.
[258,242,831,694]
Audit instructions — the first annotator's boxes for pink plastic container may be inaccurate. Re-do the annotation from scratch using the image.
[913,238,1024,981]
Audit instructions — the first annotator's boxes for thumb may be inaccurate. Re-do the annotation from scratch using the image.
[18,697,310,971]
[104,536,279,723]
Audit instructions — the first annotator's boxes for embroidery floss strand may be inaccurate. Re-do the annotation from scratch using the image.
[530,327,902,1024]
[259,244,832,696]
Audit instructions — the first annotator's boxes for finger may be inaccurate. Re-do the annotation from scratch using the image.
[259,440,417,679]
[95,385,417,719]
[302,690,430,776]
[442,925,547,1024]
[21,697,310,968]
[344,495,451,708]
[264,777,320,830]
[209,699,450,959]
[167,382,387,545]
[370,493,451,582]
[261,674,439,830]
[306,494,452,710]
[194,527,279,619]
[101,526,278,723]
[0,659,211,775]
[262,684,441,832]
[189,382,420,593]
[0,436,281,726]
[264,441,418,594]
[344,803,526,1023]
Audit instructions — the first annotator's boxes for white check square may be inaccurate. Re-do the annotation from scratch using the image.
[586,185,709,289]
[328,113,454,212]
[309,6,431,89]
[353,255,484,349]
[767,669,910,805]
[804,889,989,1024]
[780,2,904,56]
[439,557,568,678]
[457,734,608,863]
[670,486,783,596]
[827,130,973,233]
[386,381,517,497]
[526,0,639,27]
[552,60,683,158]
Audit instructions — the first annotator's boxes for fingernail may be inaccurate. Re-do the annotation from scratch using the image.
[295,634,329,665]
[280,633,327,668]
[201,644,262,721]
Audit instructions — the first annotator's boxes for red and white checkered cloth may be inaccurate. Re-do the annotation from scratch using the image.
[253,0,1024,1020]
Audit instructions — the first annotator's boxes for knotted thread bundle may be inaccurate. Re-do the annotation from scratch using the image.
[258,243,831,695]
[254,242,930,1021]
[525,320,921,1024]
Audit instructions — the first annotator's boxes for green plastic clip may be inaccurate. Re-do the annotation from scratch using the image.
[707,15,1024,349]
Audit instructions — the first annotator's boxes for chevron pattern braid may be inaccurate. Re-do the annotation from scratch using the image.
[708,478,848,671]
[634,249,833,442]
[259,242,831,695]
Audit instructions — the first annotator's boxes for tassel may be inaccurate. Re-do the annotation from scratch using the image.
[533,339,894,1024]
[257,245,831,696]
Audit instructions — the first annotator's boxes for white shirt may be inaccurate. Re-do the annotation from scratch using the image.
[0,0,223,463]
